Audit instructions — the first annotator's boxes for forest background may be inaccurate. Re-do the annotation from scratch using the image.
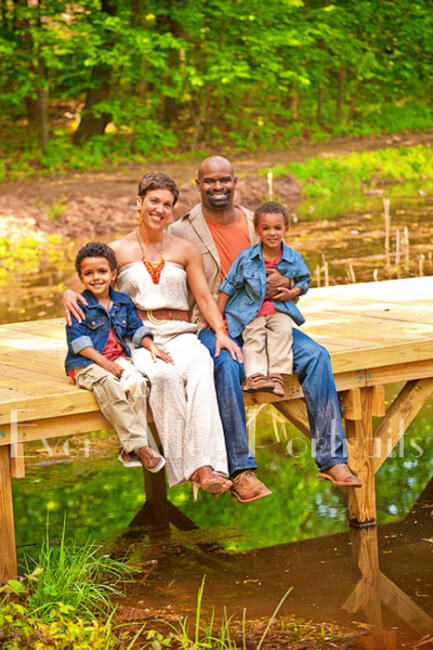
[1,0,433,179]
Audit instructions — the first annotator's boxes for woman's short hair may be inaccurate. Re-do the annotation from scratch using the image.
[137,171,179,206]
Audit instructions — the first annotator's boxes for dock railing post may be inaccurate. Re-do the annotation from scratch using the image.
[0,446,17,583]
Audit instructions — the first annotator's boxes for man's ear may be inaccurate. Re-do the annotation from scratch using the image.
[195,177,200,188]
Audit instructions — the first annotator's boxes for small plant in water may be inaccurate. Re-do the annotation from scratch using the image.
[23,517,138,619]
[168,577,293,649]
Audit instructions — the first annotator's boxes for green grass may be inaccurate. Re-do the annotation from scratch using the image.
[22,518,137,620]
[264,143,433,219]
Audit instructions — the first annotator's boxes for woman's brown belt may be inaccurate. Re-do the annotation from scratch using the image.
[138,308,189,323]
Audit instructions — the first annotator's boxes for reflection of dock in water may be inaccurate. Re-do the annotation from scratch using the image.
[1,275,433,589]
[123,479,433,645]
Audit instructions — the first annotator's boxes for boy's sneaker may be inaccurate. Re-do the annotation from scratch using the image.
[268,373,285,397]
[118,448,142,468]
[135,446,166,473]
[242,373,275,393]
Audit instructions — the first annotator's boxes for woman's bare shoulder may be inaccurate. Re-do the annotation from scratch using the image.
[165,232,199,258]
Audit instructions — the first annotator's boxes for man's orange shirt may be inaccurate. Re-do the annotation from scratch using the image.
[205,208,251,281]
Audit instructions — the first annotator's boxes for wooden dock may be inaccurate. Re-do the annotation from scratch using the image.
[1,275,433,583]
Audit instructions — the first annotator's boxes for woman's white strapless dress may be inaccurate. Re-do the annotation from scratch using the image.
[117,260,228,486]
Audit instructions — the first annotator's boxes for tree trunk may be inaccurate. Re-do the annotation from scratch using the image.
[292,87,300,120]
[337,65,346,124]
[72,0,117,145]
[317,86,323,124]
[73,81,112,145]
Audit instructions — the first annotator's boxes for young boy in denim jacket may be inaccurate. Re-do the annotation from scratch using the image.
[218,202,310,397]
[65,242,169,472]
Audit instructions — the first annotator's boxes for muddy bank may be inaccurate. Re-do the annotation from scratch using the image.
[0,174,300,242]
[2,130,432,242]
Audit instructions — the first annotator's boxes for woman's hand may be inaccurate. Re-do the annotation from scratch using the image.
[215,331,243,362]
[64,289,87,325]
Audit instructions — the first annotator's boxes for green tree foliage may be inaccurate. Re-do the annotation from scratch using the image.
[1,0,433,163]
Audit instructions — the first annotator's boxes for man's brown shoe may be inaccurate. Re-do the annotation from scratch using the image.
[135,446,166,473]
[318,463,362,487]
[230,470,272,503]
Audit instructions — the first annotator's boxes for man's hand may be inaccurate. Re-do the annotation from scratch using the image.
[64,289,87,325]
[265,268,291,299]
[273,286,302,302]
[102,359,124,378]
[215,331,243,362]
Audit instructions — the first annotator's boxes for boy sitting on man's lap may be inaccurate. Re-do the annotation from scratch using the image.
[218,201,310,397]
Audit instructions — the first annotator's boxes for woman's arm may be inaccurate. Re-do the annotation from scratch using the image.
[184,243,242,361]
[217,291,230,315]
[63,277,86,325]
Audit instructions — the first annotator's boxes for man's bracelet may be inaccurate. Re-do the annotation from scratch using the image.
[215,324,228,335]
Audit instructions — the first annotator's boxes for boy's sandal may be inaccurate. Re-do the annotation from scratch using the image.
[242,373,275,393]
[268,373,285,397]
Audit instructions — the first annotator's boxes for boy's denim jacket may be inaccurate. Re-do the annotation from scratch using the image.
[65,287,152,375]
[220,242,311,338]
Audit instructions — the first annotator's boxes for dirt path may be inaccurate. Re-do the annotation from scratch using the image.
[1,130,432,242]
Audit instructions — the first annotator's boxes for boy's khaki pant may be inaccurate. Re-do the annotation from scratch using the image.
[242,312,293,377]
[74,357,150,453]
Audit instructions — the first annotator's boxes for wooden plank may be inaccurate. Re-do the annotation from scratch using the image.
[330,339,433,374]
[340,389,362,421]
[371,385,385,417]
[0,446,17,583]
[365,358,433,386]
[346,388,377,526]
[0,391,99,427]
[343,527,382,626]
[373,378,433,473]
[10,443,25,479]
[272,399,310,437]
[0,411,111,445]
[143,423,169,528]
[380,572,433,635]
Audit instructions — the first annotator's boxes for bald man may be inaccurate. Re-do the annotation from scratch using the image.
[170,156,361,502]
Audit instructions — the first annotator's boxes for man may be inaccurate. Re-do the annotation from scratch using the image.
[170,155,361,502]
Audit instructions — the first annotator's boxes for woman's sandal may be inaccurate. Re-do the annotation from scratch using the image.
[190,466,233,502]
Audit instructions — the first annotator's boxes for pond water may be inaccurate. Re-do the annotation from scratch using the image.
[3,188,433,646]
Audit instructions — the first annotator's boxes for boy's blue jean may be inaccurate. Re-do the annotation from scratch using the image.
[198,327,347,476]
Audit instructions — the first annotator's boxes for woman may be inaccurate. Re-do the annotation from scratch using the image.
[64,172,242,498]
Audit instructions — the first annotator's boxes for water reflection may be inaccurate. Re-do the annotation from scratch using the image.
[12,401,433,645]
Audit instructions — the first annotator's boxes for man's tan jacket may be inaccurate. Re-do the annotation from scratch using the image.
[169,203,258,324]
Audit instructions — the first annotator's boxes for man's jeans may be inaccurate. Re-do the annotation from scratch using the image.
[199,327,347,475]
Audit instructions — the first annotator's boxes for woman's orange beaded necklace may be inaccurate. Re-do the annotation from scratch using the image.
[136,228,165,285]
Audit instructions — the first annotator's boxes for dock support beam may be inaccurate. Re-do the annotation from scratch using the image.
[0,446,17,583]
[346,387,377,526]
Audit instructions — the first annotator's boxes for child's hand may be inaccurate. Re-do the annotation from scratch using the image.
[103,360,124,378]
[149,342,174,364]
[273,286,302,302]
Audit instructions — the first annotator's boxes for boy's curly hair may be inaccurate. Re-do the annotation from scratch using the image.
[254,201,289,227]
[75,242,117,274]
